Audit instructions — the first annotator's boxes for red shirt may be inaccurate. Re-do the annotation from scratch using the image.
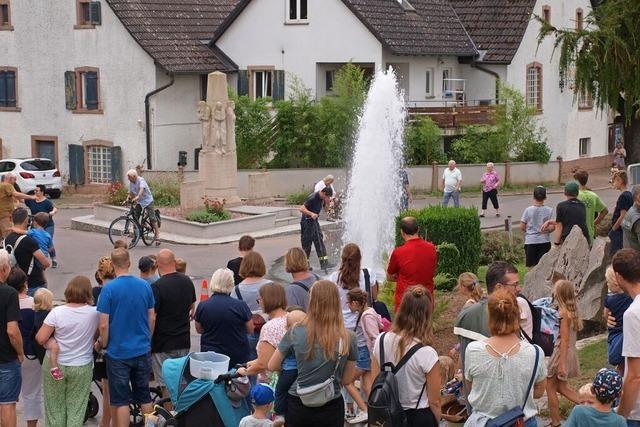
[387,238,437,311]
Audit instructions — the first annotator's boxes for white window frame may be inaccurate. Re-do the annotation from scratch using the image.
[286,0,308,23]
[579,137,591,157]
[425,68,434,97]
[252,70,273,100]
[87,145,112,184]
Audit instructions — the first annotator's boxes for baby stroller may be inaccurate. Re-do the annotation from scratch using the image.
[146,354,250,427]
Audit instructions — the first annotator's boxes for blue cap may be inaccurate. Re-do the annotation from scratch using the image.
[592,368,623,400]
[251,384,274,406]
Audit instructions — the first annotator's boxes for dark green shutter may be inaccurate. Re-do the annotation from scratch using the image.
[0,71,6,107]
[68,144,85,185]
[110,146,122,183]
[90,1,102,25]
[6,71,15,107]
[237,70,249,96]
[85,72,99,110]
[273,70,285,101]
[64,71,77,110]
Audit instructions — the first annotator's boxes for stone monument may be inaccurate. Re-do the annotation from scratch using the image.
[181,72,241,209]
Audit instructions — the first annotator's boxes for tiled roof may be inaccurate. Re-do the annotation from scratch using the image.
[106,0,240,73]
[341,0,477,56]
[449,0,537,63]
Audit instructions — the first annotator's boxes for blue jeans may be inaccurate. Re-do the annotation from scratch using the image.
[0,360,21,404]
[628,420,640,427]
[27,284,47,298]
[525,417,538,427]
[106,353,152,407]
[442,191,460,207]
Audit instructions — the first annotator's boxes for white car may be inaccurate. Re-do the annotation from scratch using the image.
[0,158,63,198]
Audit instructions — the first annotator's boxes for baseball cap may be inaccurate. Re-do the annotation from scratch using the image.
[592,368,623,401]
[533,186,547,200]
[250,384,275,406]
[564,181,579,197]
[138,256,155,273]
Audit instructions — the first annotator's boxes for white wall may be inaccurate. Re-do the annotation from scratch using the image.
[506,0,609,161]
[151,73,203,170]
[460,63,507,104]
[216,0,383,99]
[0,0,156,179]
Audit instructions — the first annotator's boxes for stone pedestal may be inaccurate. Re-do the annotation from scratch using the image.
[248,172,272,203]
[200,151,241,207]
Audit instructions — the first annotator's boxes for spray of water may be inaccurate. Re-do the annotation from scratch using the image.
[342,68,406,271]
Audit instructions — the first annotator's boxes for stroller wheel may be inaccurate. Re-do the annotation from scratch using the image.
[85,392,99,422]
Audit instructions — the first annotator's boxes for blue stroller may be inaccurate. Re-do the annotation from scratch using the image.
[153,355,250,427]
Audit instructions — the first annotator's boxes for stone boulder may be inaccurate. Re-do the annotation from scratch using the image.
[523,225,609,322]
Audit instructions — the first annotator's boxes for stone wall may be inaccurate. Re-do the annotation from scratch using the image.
[560,154,614,179]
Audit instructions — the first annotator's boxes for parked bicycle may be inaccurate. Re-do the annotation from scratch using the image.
[107,200,157,248]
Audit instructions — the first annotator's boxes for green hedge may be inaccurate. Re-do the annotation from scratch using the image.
[436,242,459,290]
[396,206,482,277]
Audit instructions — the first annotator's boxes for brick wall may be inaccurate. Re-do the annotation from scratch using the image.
[561,154,613,179]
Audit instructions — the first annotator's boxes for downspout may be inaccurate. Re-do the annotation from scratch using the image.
[470,63,500,102]
[144,73,175,170]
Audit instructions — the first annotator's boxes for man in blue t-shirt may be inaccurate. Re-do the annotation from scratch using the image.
[97,248,155,426]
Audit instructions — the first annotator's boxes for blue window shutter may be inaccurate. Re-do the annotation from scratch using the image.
[68,144,85,185]
[90,2,101,25]
[64,71,77,110]
[273,70,285,101]
[237,70,249,96]
[0,71,6,107]
[85,71,99,110]
[6,71,15,107]
[110,146,122,183]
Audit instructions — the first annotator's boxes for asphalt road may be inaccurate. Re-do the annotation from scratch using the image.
[46,185,622,299]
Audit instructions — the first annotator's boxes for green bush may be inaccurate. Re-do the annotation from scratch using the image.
[396,206,482,276]
[186,209,231,224]
[436,243,460,291]
[479,230,525,266]
[287,190,309,205]
[434,272,456,292]
[405,116,445,165]
[147,176,180,207]
[233,95,273,169]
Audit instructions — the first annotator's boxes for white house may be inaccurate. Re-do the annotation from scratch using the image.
[214,0,611,165]
[0,0,613,187]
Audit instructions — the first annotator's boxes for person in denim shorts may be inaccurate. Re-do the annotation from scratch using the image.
[0,249,24,427]
[96,248,156,426]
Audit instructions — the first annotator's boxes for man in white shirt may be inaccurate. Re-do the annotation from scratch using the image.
[314,175,336,194]
[613,248,640,424]
[442,160,462,208]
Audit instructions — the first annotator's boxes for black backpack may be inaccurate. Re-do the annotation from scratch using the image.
[519,294,554,356]
[368,332,425,427]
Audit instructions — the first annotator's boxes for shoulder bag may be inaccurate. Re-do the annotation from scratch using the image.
[296,339,344,407]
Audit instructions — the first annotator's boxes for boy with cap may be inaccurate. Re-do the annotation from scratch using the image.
[542,181,590,245]
[239,384,274,427]
[520,186,554,269]
[564,368,626,426]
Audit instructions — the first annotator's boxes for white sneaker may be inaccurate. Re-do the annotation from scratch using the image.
[348,412,368,424]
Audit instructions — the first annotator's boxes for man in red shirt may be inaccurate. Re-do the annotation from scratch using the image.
[387,217,437,311]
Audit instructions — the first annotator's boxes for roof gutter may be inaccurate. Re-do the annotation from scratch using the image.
[470,62,500,101]
[144,74,175,170]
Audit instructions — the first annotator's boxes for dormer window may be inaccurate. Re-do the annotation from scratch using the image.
[287,0,308,23]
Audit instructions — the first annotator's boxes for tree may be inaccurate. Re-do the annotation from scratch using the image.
[404,116,445,165]
[538,0,640,162]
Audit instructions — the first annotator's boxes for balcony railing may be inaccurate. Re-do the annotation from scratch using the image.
[408,100,497,128]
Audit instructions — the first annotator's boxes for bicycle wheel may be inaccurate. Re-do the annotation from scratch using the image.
[140,215,155,246]
[108,216,140,249]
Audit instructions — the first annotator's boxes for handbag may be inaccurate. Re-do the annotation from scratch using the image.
[486,345,540,427]
[296,340,343,407]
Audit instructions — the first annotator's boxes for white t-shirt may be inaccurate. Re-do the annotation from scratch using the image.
[623,295,640,420]
[443,168,462,192]
[373,332,438,410]
[314,180,335,195]
[329,269,377,330]
[517,297,533,339]
[44,305,99,366]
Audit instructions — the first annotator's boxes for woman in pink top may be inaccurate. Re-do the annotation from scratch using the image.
[480,162,501,217]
